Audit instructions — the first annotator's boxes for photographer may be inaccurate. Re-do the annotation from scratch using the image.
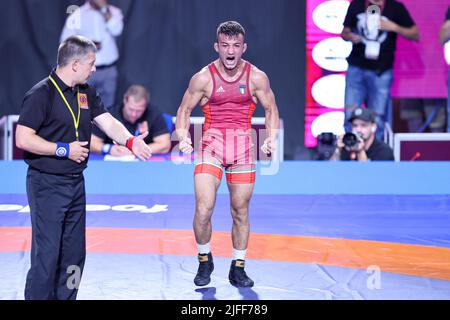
[342,0,419,139]
[330,108,394,161]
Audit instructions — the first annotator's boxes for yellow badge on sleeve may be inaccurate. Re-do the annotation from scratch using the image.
[78,93,89,109]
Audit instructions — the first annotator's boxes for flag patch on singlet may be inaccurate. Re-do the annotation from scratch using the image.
[239,85,246,95]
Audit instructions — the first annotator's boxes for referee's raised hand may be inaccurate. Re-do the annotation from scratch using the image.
[69,141,90,163]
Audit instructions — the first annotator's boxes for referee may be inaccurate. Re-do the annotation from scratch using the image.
[16,35,152,300]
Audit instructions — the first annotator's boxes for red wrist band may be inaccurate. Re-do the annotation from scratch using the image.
[126,137,135,151]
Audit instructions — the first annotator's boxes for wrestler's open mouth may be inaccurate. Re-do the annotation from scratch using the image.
[226,57,235,61]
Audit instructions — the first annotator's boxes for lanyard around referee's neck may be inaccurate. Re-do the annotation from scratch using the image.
[49,75,81,141]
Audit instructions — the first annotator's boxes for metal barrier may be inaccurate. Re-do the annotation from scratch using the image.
[1,115,284,161]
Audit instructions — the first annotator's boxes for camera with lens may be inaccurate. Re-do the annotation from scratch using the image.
[317,132,336,146]
[316,132,337,160]
[342,132,361,148]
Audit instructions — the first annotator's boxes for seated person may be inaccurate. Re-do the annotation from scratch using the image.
[330,108,394,161]
[91,85,171,156]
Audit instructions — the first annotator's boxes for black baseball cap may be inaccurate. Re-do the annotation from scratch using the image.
[348,108,375,123]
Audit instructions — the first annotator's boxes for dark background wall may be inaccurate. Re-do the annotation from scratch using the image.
[0,0,306,159]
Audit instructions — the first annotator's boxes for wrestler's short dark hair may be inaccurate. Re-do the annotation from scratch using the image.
[216,21,245,41]
[57,35,97,67]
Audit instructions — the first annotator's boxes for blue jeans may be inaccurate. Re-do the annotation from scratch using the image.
[344,65,393,139]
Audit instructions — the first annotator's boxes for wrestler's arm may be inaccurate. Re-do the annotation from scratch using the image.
[175,68,210,153]
[251,67,280,153]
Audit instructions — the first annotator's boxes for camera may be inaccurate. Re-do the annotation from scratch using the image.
[317,132,336,146]
[316,132,337,160]
[342,132,361,148]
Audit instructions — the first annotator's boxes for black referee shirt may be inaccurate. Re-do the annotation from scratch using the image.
[18,69,107,174]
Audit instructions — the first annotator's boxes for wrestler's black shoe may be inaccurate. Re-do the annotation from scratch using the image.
[194,252,214,286]
[228,259,254,287]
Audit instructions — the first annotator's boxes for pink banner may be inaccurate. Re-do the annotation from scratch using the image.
[305,0,449,147]
[391,0,448,98]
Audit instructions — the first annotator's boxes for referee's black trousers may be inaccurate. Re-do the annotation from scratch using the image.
[24,167,86,300]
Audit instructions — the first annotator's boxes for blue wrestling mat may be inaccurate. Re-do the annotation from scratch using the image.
[0,161,449,300]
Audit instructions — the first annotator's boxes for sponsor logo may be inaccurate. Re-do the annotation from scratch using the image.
[0,204,169,214]
[56,147,68,157]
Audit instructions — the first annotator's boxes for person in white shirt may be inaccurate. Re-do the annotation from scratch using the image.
[61,0,123,110]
